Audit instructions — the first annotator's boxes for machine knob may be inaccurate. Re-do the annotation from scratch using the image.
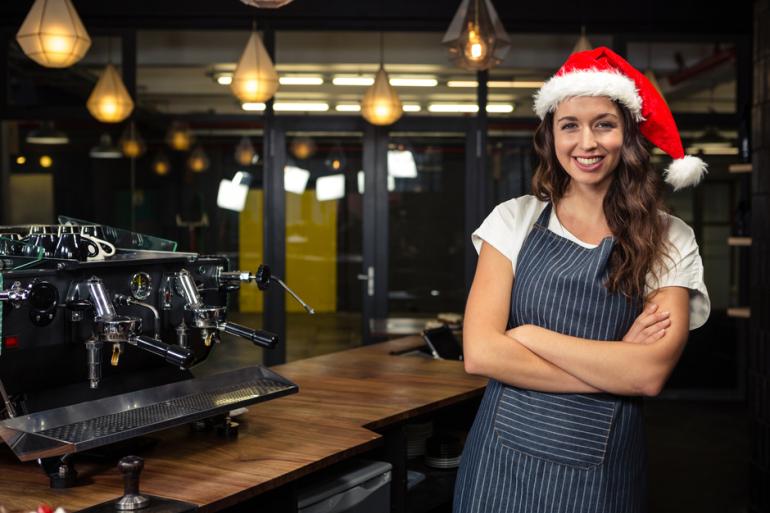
[132,335,194,368]
[220,322,279,349]
[115,455,150,511]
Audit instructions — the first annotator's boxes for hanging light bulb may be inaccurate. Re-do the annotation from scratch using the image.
[442,0,510,71]
[119,122,145,158]
[571,26,593,54]
[324,145,346,172]
[16,0,91,68]
[187,146,210,173]
[290,137,316,160]
[86,64,134,123]
[361,67,403,126]
[230,27,279,103]
[90,133,122,159]
[152,152,171,176]
[166,121,194,151]
[234,136,258,166]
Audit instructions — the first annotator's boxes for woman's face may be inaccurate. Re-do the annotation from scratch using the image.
[553,96,624,192]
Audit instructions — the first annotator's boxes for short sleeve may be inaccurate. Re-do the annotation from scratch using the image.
[472,204,515,262]
[648,216,711,331]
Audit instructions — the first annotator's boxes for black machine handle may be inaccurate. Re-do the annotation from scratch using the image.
[132,335,194,368]
[220,322,279,349]
[65,299,92,311]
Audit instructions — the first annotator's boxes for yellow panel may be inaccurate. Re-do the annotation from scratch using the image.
[286,192,337,313]
[239,190,264,312]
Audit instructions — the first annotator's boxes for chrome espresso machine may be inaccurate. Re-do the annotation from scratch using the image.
[0,220,309,489]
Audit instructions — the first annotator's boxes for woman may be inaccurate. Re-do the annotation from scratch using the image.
[454,47,711,512]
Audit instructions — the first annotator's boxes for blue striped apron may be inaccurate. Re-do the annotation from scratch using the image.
[454,203,647,513]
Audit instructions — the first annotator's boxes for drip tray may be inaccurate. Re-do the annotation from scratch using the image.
[0,366,298,461]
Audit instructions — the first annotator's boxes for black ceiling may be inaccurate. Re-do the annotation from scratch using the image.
[0,0,754,36]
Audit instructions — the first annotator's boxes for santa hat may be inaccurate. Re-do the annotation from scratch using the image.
[533,47,707,190]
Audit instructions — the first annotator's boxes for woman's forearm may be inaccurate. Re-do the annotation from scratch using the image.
[511,325,668,396]
[463,329,604,393]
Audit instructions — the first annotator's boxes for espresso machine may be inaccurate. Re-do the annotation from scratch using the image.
[0,221,308,488]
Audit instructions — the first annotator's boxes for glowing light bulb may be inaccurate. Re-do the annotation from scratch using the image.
[464,22,488,62]
[40,155,53,168]
[331,159,341,170]
[16,156,26,165]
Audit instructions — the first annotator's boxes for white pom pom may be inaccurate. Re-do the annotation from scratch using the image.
[663,155,708,191]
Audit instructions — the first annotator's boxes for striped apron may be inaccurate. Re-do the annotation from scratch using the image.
[454,203,647,513]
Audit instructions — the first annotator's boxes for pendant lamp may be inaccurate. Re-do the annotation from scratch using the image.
[166,122,194,151]
[152,152,171,176]
[324,145,346,172]
[90,133,122,159]
[187,146,210,173]
[361,34,403,126]
[235,137,258,166]
[442,0,510,71]
[231,26,279,103]
[571,26,593,54]
[87,64,134,123]
[290,137,316,160]
[120,122,145,158]
[16,0,91,68]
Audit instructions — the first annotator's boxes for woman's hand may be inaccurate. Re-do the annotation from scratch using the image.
[622,303,671,344]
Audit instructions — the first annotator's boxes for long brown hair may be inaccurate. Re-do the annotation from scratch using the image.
[531,102,671,300]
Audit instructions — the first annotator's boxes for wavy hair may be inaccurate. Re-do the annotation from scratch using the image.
[531,102,671,300]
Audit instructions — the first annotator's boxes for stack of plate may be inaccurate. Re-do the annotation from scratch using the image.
[424,432,463,469]
[406,421,434,459]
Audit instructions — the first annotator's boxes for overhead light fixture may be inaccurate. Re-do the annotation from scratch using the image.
[361,33,402,126]
[86,63,134,123]
[403,104,422,112]
[239,0,294,7]
[16,0,91,68]
[187,146,210,173]
[289,137,316,160]
[442,0,511,71]
[279,76,324,85]
[152,152,171,176]
[166,121,194,151]
[26,122,69,145]
[447,80,478,88]
[389,77,438,87]
[315,174,346,202]
[486,103,515,113]
[284,165,311,194]
[447,79,545,88]
[428,103,479,113]
[39,155,53,168]
[332,76,375,86]
[235,136,259,166]
[274,102,329,112]
[571,25,593,54]
[216,74,233,85]
[335,104,361,112]
[16,156,27,165]
[120,122,145,158]
[242,102,266,111]
[231,25,279,103]
[89,133,122,159]
[324,146,346,171]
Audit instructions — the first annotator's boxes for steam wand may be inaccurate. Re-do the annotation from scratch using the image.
[218,265,315,314]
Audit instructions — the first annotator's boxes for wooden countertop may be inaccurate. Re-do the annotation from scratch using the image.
[0,337,487,512]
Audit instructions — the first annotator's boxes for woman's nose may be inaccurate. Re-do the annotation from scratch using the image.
[580,128,598,150]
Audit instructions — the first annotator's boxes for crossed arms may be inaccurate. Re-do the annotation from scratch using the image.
[462,242,690,397]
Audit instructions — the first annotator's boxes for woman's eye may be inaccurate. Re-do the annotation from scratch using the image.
[560,123,577,130]
[596,122,616,129]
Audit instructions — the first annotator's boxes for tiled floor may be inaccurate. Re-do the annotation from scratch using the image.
[202,312,750,511]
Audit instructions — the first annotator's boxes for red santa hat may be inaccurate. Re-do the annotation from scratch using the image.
[534,46,707,190]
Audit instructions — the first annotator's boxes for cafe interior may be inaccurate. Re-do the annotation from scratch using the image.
[0,0,764,512]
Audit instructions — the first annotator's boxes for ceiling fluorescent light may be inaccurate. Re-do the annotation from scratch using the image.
[279,76,324,85]
[389,77,438,87]
[486,103,515,113]
[335,104,361,112]
[242,102,266,111]
[402,104,422,112]
[332,76,375,86]
[489,80,545,88]
[274,102,329,112]
[428,104,479,113]
[216,75,233,85]
[447,80,478,88]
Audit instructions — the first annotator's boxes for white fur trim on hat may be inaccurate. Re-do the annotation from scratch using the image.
[534,69,644,121]
[663,155,708,190]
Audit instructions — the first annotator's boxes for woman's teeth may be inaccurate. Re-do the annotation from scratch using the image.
[576,156,602,165]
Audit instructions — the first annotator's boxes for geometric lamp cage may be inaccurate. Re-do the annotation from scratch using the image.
[441,0,511,71]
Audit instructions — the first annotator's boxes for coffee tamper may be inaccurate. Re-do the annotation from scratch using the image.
[115,456,150,510]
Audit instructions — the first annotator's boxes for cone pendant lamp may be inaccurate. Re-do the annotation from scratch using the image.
[231,27,279,103]
[87,64,134,123]
[16,0,91,68]
[571,26,593,54]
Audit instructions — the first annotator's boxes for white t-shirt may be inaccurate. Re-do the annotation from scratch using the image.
[472,195,710,330]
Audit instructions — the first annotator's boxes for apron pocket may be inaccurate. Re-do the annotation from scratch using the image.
[493,387,616,469]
